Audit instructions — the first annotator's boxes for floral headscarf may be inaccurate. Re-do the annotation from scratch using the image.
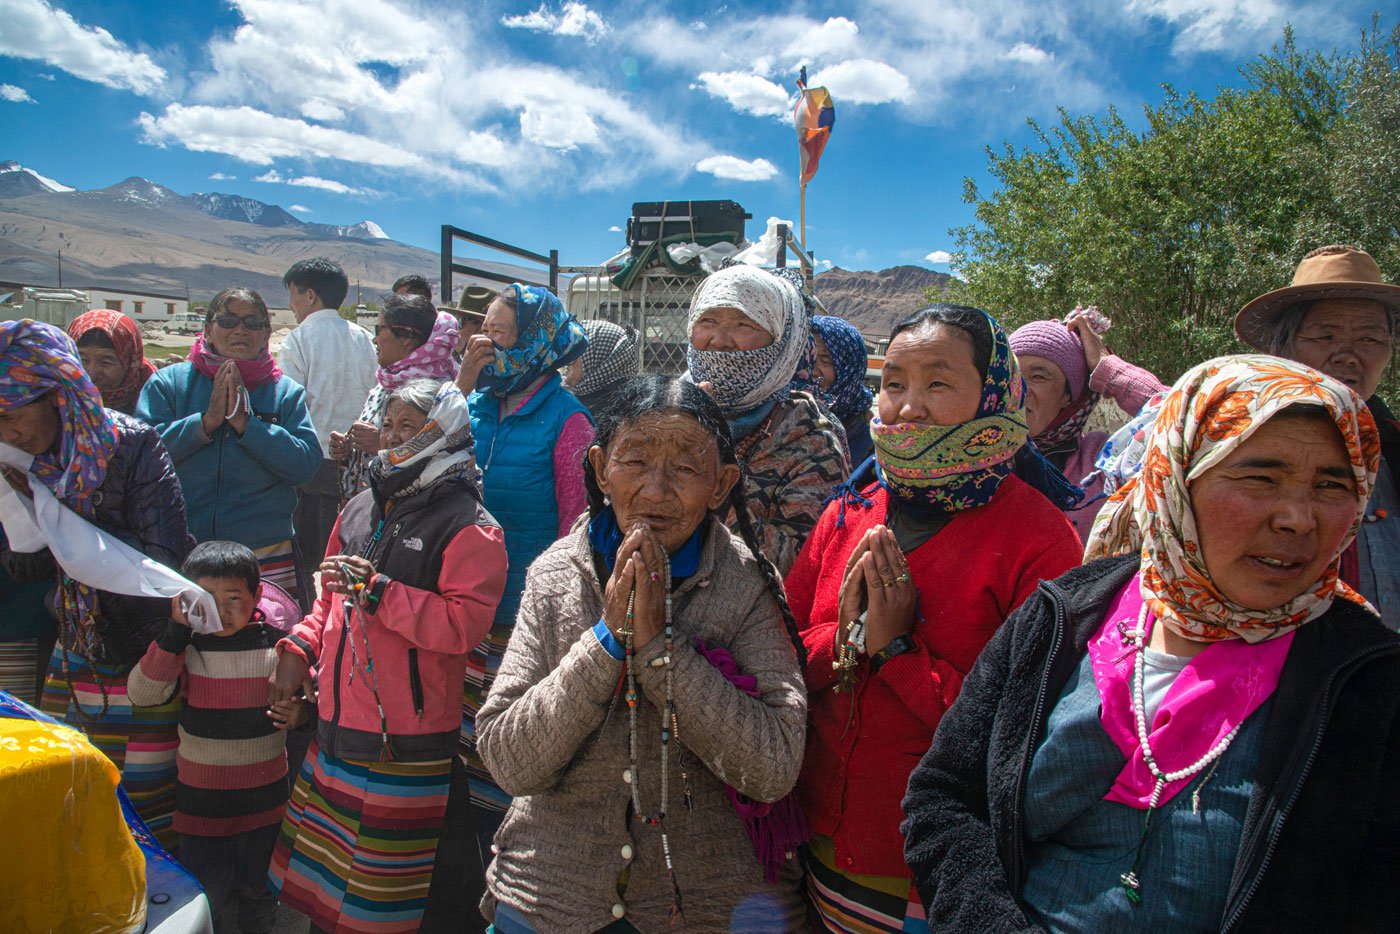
[477,285,588,399]
[66,310,156,412]
[870,309,1030,514]
[1085,355,1379,643]
[811,315,873,422]
[377,311,460,392]
[367,381,479,501]
[685,265,814,416]
[0,319,118,517]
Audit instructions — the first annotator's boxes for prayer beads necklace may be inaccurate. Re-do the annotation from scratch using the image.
[622,556,685,923]
[1119,602,1240,905]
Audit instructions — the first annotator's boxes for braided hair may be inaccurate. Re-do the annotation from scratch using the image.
[583,375,808,669]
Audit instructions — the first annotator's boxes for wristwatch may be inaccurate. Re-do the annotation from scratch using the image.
[870,635,915,674]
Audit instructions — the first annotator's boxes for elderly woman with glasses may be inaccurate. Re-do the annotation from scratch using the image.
[137,287,320,604]
[1235,245,1400,624]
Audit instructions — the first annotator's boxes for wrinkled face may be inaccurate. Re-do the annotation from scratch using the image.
[483,299,519,350]
[197,575,262,637]
[0,393,62,456]
[689,306,774,352]
[1190,411,1359,611]
[374,313,424,367]
[589,412,741,553]
[878,323,984,427]
[380,399,429,449]
[207,298,270,361]
[1288,299,1393,400]
[1018,354,1071,436]
[813,335,836,389]
[78,346,126,393]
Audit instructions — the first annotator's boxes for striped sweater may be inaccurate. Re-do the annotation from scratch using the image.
[127,618,289,836]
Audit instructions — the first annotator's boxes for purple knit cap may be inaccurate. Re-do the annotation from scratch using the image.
[1009,320,1088,401]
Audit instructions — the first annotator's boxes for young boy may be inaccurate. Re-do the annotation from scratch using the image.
[128,541,309,934]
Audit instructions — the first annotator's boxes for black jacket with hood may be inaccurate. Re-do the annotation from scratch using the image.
[901,554,1400,933]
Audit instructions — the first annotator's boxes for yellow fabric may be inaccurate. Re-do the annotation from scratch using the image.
[0,717,146,933]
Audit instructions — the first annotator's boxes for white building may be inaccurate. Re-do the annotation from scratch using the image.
[85,286,189,322]
[0,287,90,328]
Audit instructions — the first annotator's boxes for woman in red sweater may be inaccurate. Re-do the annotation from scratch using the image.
[789,304,1083,932]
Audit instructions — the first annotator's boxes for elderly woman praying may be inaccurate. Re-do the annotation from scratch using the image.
[476,375,809,931]
[902,355,1400,932]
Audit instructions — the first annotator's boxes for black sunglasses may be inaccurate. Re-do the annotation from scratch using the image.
[212,313,269,332]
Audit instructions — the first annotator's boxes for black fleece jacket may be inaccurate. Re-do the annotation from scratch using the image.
[901,554,1400,933]
[1,410,195,667]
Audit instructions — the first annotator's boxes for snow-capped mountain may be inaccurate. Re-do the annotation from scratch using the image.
[187,192,303,228]
[0,160,75,197]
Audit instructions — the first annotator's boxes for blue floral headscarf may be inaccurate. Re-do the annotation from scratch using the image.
[811,315,873,422]
[477,284,589,399]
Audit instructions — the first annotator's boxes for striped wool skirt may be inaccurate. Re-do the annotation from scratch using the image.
[806,835,930,934]
[0,638,40,704]
[254,539,305,609]
[270,740,452,934]
[39,645,181,851]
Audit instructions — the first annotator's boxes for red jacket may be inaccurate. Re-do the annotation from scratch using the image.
[788,476,1082,878]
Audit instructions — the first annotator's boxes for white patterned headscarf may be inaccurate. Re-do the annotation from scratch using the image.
[685,265,812,416]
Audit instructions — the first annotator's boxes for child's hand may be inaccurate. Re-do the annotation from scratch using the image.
[268,696,310,731]
[170,595,192,628]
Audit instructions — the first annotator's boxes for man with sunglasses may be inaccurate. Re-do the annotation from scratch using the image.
[279,257,377,578]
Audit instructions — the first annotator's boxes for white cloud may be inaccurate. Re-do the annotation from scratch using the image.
[809,59,912,105]
[0,83,34,103]
[254,168,376,196]
[0,0,165,94]
[1003,42,1051,64]
[1127,0,1292,53]
[289,204,311,213]
[784,17,861,63]
[695,71,791,117]
[816,258,834,270]
[300,98,346,122]
[207,171,235,180]
[608,225,622,232]
[695,155,779,182]
[502,2,608,43]
[925,250,953,264]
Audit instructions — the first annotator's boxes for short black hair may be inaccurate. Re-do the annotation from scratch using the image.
[890,304,993,380]
[207,288,270,328]
[392,275,433,302]
[75,329,114,350]
[181,540,260,593]
[283,257,349,309]
[382,293,437,346]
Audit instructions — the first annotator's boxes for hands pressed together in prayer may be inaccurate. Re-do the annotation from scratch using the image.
[201,359,251,437]
[837,525,916,656]
[603,523,668,651]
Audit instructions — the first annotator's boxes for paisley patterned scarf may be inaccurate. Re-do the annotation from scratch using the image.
[477,285,588,399]
[0,319,118,518]
[1085,354,1378,643]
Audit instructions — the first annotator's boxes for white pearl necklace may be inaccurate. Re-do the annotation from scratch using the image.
[1119,602,1240,904]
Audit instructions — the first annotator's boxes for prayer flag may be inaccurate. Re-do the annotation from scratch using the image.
[794,67,835,186]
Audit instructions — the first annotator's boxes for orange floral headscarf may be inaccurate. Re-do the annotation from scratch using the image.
[1085,354,1380,642]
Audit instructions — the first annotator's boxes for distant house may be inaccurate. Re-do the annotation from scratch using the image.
[0,286,90,328]
[85,286,189,322]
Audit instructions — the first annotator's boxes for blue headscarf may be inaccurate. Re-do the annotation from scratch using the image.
[477,284,589,399]
[811,315,873,422]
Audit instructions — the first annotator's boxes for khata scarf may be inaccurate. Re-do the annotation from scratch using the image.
[1085,354,1379,643]
[366,381,479,502]
[685,265,814,416]
[377,311,459,392]
[477,285,588,399]
[66,310,156,412]
[189,332,282,390]
[574,320,639,406]
[0,319,118,517]
[811,315,873,422]
[870,310,1030,514]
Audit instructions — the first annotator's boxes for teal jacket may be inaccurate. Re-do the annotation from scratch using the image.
[136,362,321,549]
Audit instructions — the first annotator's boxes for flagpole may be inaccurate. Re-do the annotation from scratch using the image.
[800,180,807,250]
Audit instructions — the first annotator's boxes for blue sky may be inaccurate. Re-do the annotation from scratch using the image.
[0,0,1383,273]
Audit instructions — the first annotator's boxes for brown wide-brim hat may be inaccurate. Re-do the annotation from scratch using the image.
[1235,244,1400,350]
[455,285,497,319]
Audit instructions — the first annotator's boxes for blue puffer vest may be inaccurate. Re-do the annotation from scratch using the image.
[469,373,590,628]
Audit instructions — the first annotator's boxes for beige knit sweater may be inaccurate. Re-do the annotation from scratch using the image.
[477,516,808,932]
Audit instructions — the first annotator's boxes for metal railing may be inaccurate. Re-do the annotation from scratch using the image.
[439,225,559,302]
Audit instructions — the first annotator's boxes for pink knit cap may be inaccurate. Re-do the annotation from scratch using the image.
[1009,320,1089,401]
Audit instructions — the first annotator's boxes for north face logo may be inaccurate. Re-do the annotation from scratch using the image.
[402,537,424,551]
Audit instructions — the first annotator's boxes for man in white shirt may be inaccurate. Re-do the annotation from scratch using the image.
[279,258,377,576]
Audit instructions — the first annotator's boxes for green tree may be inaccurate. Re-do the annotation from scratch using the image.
[944,19,1400,393]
